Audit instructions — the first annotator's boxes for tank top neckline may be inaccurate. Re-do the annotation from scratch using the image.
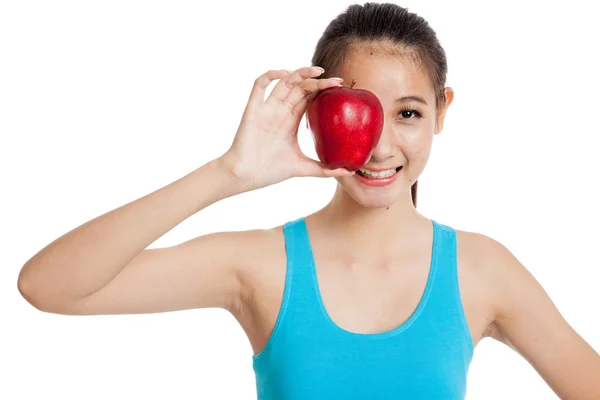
[298,217,440,340]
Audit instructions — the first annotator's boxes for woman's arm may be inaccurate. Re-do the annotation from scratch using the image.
[479,234,600,399]
[17,157,249,314]
[16,66,350,317]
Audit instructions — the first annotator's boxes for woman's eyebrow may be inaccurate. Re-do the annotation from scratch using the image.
[395,96,428,105]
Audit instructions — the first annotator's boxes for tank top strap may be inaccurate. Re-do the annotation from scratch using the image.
[283,217,316,283]
[279,217,325,323]
[418,221,474,353]
[429,221,457,288]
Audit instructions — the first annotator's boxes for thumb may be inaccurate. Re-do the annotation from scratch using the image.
[296,156,355,178]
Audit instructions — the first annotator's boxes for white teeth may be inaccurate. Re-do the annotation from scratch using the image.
[358,167,398,178]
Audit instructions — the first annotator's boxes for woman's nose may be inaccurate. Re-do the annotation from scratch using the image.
[369,125,397,162]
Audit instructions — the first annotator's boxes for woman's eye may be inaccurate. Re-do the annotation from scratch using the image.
[397,109,422,119]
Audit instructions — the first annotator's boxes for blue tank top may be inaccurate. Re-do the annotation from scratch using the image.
[252,217,474,399]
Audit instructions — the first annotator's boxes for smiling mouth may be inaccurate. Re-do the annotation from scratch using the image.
[355,166,402,179]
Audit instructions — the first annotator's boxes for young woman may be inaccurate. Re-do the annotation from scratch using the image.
[17,3,600,399]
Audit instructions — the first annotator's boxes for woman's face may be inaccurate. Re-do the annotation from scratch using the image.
[331,45,453,209]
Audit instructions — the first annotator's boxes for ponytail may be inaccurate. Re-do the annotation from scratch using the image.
[411,180,418,207]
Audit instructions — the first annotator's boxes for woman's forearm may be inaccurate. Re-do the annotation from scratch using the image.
[17,156,245,305]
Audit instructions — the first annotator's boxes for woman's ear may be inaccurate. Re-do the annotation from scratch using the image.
[435,87,454,135]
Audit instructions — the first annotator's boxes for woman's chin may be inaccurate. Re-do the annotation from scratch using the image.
[342,182,403,208]
[358,191,402,208]
[359,198,395,209]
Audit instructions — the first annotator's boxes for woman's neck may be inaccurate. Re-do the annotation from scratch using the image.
[308,184,429,255]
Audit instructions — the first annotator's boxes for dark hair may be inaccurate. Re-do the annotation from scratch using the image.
[311,2,448,208]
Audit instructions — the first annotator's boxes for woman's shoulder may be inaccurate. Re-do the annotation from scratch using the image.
[453,226,519,288]
[223,223,286,264]
[453,226,546,335]
[224,222,288,282]
[451,227,527,342]
[452,228,511,273]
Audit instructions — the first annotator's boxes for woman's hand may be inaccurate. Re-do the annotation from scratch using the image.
[219,66,353,192]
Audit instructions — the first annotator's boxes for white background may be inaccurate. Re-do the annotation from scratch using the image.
[2,1,599,399]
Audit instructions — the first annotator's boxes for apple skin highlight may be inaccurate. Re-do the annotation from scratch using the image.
[307,79,384,171]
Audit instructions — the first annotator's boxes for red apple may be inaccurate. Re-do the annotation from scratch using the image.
[306,79,384,171]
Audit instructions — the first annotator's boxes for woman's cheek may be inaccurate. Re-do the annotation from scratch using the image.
[404,130,433,166]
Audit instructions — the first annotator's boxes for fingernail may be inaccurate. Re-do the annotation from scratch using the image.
[315,66,325,73]
[331,77,343,81]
